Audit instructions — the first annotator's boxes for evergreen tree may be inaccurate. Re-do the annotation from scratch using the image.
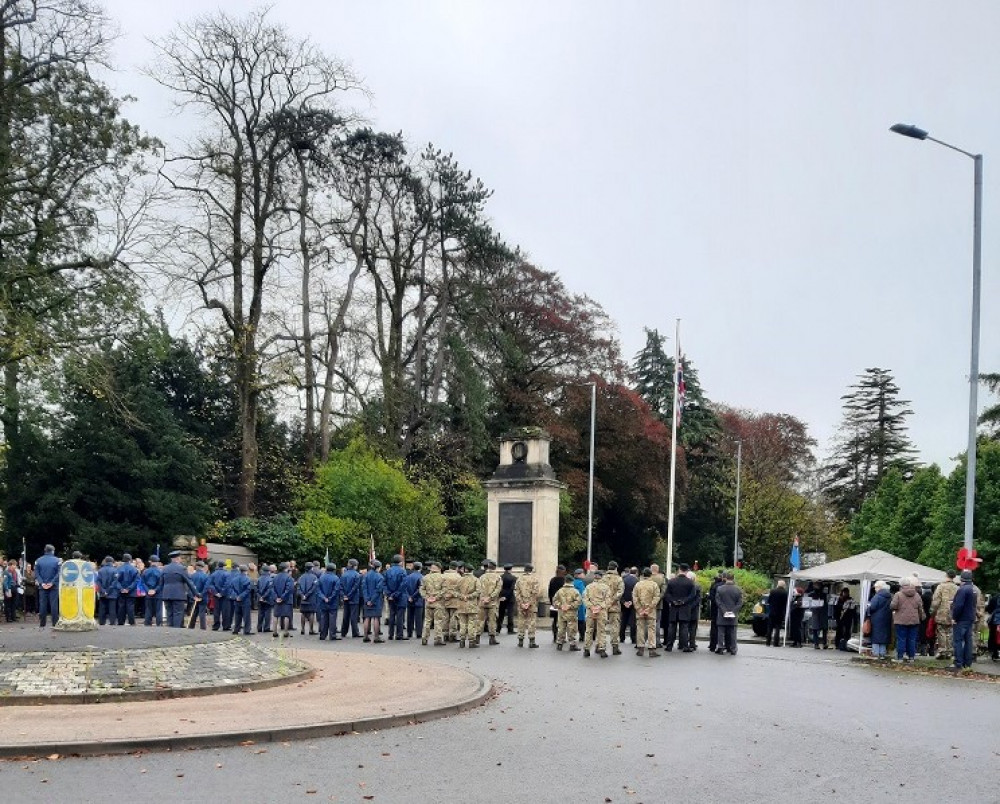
[825,368,917,520]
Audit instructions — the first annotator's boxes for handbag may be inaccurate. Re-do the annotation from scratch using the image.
[925,616,936,639]
[862,618,872,636]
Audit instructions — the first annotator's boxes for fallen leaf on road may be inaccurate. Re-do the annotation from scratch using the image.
[47,754,59,761]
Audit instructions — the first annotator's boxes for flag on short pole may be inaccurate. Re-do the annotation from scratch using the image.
[790,535,801,572]
[368,534,376,565]
[675,356,687,427]
[324,545,330,567]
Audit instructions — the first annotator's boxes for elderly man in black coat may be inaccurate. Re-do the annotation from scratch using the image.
[664,564,698,652]
[715,572,744,655]
[766,580,789,647]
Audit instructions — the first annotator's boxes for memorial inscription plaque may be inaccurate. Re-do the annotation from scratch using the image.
[498,501,533,566]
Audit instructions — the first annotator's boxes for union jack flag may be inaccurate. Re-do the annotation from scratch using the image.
[676,356,686,426]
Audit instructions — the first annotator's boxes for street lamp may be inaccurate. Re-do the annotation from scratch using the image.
[587,380,596,567]
[733,438,742,568]
[890,122,982,552]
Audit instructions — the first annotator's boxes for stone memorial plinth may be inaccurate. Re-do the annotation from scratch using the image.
[483,428,564,616]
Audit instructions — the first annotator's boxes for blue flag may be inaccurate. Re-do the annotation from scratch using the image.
[790,535,801,572]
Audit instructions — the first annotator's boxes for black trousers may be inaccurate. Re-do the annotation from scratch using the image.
[666,619,690,649]
[497,599,514,633]
[407,604,424,637]
[117,595,135,625]
[767,622,783,645]
[257,603,272,632]
[340,601,361,636]
[98,597,116,625]
[619,605,636,643]
[165,599,186,628]
[718,624,737,653]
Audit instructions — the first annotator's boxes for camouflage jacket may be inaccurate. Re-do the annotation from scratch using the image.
[552,585,582,616]
[651,572,666,607]
[457,573,481,614]
[930,580,959,625]
[421,571,445,607]
[441,569,462,606]
[603,570,624,604]
[632,578,660,617]
[478,571,502,607]
[583,580,612,615]
[514,573,541,609]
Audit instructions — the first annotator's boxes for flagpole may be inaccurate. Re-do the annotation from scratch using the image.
[666,319,680,573]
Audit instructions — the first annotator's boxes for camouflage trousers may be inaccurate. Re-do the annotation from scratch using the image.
[446,607,460,640]
[606,608,621,644]
[585,610,609,652]
[457,611,478,642]
[556,613,578,645]
[516,603,537,638]
[936,622,953,656]
[422,605,448,643]
[636,615,656,649]
[479,604,497,636]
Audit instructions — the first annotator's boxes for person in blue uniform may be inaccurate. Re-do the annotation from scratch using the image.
[362,560,386,643]
[142,556,163,626]
[221,563,240,631]
[116,554,139,625]
[317,562,342,641]
[161,551,201,627]
[272,562,295,638]
[256,564,275,633]
[229,564,253,635]
[189,560,210,629]
[96,556,119,625]
[207,561,229,630]
[384,554,408,640]
[404,561,424,639]
[339,558,362,638]
[34,544,60,627]
[297,561,319,635]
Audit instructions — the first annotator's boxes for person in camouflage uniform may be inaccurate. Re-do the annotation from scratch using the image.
[583,570,612,658]
[420,561,447,646]
[633,567,661,657]
[930,570,959,659]
[603,561,625,655]
[552,575,583,651]
[441,561,462,643]
[456,564,481,648]
[477,560,502,646]
[650,562,667,648]
[514,564,542,648]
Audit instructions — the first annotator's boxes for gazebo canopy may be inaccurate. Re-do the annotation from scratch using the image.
[790,549,948,585]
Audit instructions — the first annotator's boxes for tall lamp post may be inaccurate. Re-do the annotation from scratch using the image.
[890,123,982,552]
[586,380,596,567]
[733,438,742,568]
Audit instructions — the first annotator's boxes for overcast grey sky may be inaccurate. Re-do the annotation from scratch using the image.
[100,0,1000,470]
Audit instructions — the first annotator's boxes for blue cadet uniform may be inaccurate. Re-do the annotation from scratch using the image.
[189,562,210,629]
[339,560,362,638]
[297,562,319,635]
[271,563,295,638]
[221,565,240,631]
[116,554,139,625]
[384,556,408,640]
[34,546,61,627]
[228,564,253,635]
[317,563,342,640]
[361,561,386,642]
[404,562,425,638]
[160,552,200,627]
[207,562,229,630]
[256,566,275,633]
[97,556,119,625]
[142,559,163,626]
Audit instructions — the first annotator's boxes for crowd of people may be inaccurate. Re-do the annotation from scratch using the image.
[9,548,998,671]
[762,569,998,671]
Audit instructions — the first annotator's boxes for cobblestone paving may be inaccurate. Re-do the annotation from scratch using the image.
[0,638,308,698]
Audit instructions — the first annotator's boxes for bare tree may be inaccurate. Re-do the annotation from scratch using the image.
[149,9,360,516]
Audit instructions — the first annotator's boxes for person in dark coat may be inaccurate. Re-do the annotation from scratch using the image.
[317,563,342,641]
[297,562,318,635]
[361,560,386,643]
[866,581,893,659]
[339,559,362,637]
[788,586,806,647]
[228,564,253,635]
[498,564,517,635]
[384,555,408,640]
[808,583,830,649]
[714,572,743,655]
[189,560,210,629]
[620,568,638,645]
[115,554,139,626]
[34,545,60,628]
[767,580,789,647]
[142,557,163,627]
[548,565,567,642]
[207,561,229,631]
[96,556,119,626]
[272,562,295,638]
[707,571,725,651]
[664,565,697,652]
[161,551,201,627]
[256,564,275,633]
[404,562,424,639]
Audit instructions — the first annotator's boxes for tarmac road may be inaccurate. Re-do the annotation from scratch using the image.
[2,635,997,804]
